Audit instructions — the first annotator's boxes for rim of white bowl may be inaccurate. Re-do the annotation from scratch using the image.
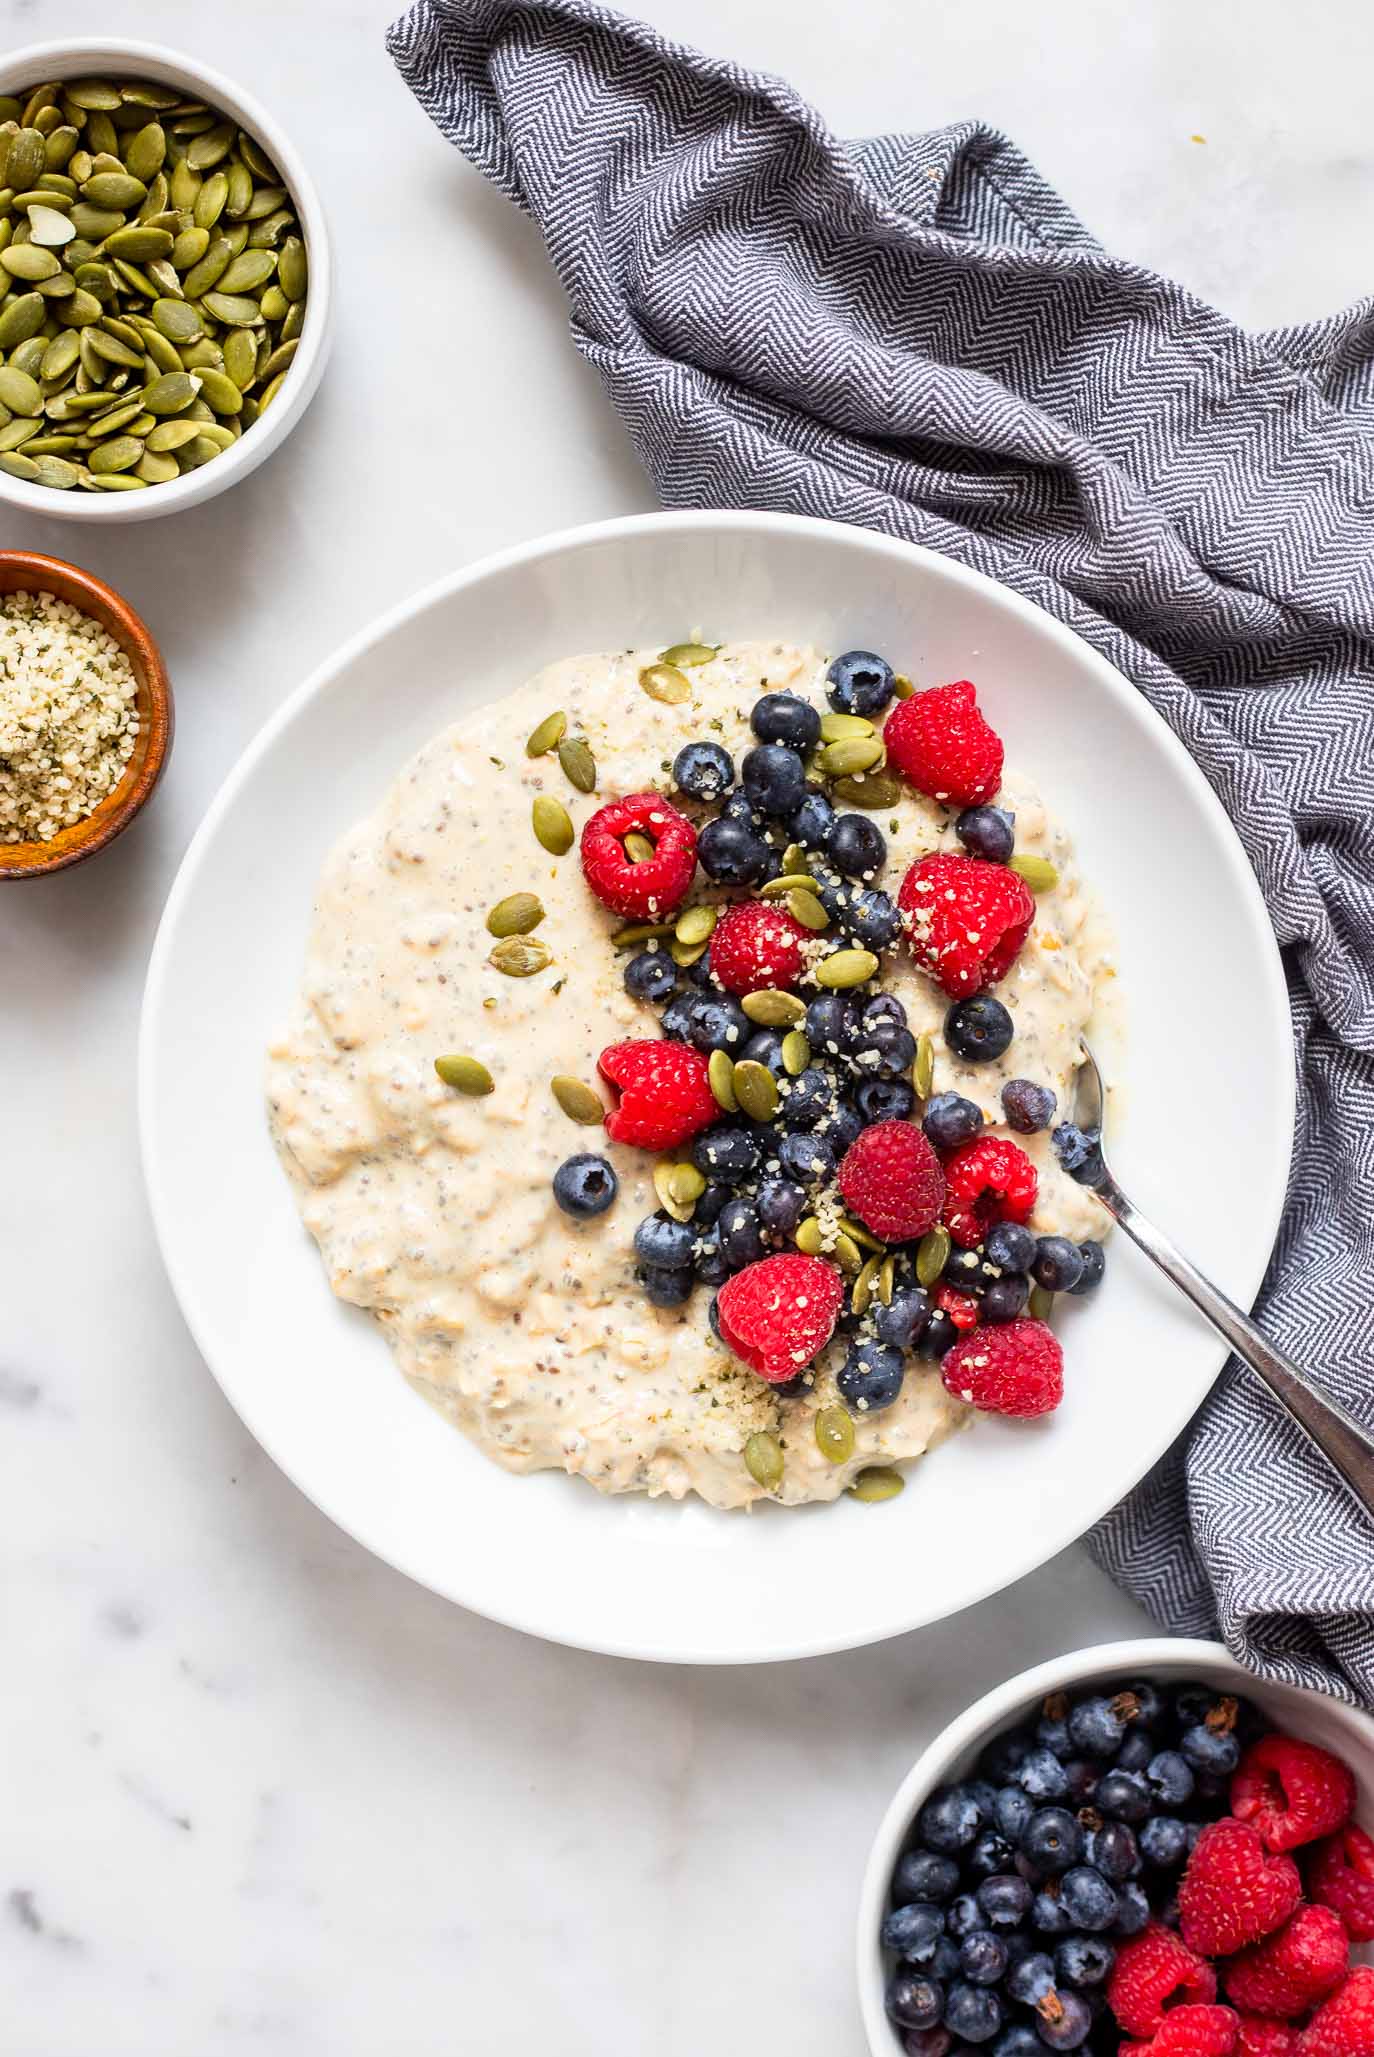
[0,40,332,523]
[856,1637,1374,2056]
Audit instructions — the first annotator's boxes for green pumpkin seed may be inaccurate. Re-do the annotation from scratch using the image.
[433,1053,494,1095]
[103,225,173,261]
[135,447,178,484]
[815,1406,855,1465]
[0,293,45,347]
[740,988,806,1027]
[175,433,222,471]
[744,1431,784,1493]
[251,227,295,266]
[278,234,306,301]
[195,365,242,414]
[833,772,902,810]
[69,203,124,241]
[526,709,566,756]
[486,892,545,937]
[531,794,574,855]
[192,171,229,230]
[30,451,80,488]
[22,434,80,456]
[6,129,45,191]
[88,433,143,473]
[557,736,596,793]
[87,471,147,490]
[25,203,75,246]
[183,418,234,451]
[707,1048,737,1113]
[66,79,122,113]
[257,337,297,386]
[0,365,40,413]
[1009,853,1059,892]
[915,1225,951,1289]
[0,417,40,452]
[819,711,875,742]
[674,904,716,947]
[1028,1283,1054,1322]
[64,286,105,327]
[217,248,275,295]
[35,274,76,300]
[170,223,209,270]
[0,448,37,479]
[124,123,166,184]
[224,161,253,219]
[179,338,222,372]
[623,831,655,864]
[144,258,183,300]
[877,1255,896,1306]
[639,661,690,705]
[2,243,59,287]
[759,873,813,898]
[913,1031,935,1101]
[489,936,552,977]
[849,1466,904,1503]
[815,948,879,990]
[169,159,201,211]
[839,1214,885,1256]
[833,1230,864,1273]
[140,326,183,374]
[87,326,143,369]
[852,1255,882,1317]
[238,133,279,182]
[200,290,263,326]
[280,298,303,343]
[223,325,259,390]
[659,642,716,667]
[651,1160,694,1223]
[819,736,886,778]
[82,170,146,209]
[609,921,674,947]
[10,338,45,378]
[85,113,118,158]
[787,887,829,932]
[668,934,709,967]
[894,674,916,698]
[143,368,198,414]
[186,123,234,170]
[733,1059,780,1123]
[669,1164,707,1215]
[551,1076,605,1124]
[794,1217,824,1256]
[72,261,118,304]
[780,1030,811,1076]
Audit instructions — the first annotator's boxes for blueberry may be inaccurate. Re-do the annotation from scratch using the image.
[922,1092,984,1152]
[742,742,808,818]
[1034,1988,1092,2051]
[945,996,1014,1062]
[1020,1809,1082,1874]
[919,1310,958,1359]
[857,1077,917,1123]
[968,1830,1015,1880]
[660,990,697,1041]
[946,1890,981,1939]
[1094,1770,1151,1825]
[1139,1817,1189,1869]
[995,1785,1034,1844]
[1115,1730,1155,1773]
[1145,1752,1195,1808]
[698,814,772,884]
[980,1730,1033,1784]
[693,1224,729,1284]
[942,1981,1002,2045]
[1036,1699,1072,1754]
[1057,1868,1118,1933]
[691,1123,762,1185]
[623,947,678,1004]
[788,789,837,851]
[552,1153,618,1217]
[1125,1682,1167,1727]
[887,1973,947,2032]
[1171,1686,1215,1730]
[1031,1890,1072,1937]
[874,1288,931,1349]
[1031,1237,1084,1294]
[829,811,888,879]
[830,1095,864,1149]
[1061,1760,1099,1807]
[960,1933,1007,1986]
[981,1275,1030,1325]
[1054,1936,1115,1989]
[671,738,734,801]
[756,1177,807,1241]
[978,1874,1032,1928]
[633,1212,696,1270]
[751,691,821,751]
[684,992,751,1055]
[884,1902,948,1962]
[1067,1697,1126,1760]
[779,1066,837,1131]
[862,993,908,1028]
[1001,1080,1057,1134]
[827,648,896,716]
[954,805,1015,864]
[896,1851,962,1905]
[718,1196,764,1269]
[968,1781,1000,1822]
[824,880,903,950]
[994,2029,1044,2057]
[777,1129,836,1184]
[945,1247,997,1297]
[918,1786,985,1854]
[1007,1952,1057,2006]
[639,1265,693,1307]
[1083,1822,1140,1882]
[985,1221,1037,1274]
[693,1183,731,1228]
[1112,1883,1151,1937]
[1051,1123,1105,1186]
[852,1015,918,1078]
[805,991,858,1055]
[1069,1243,1105,1295]
[1016,1748,1070,1803]
[837,1339,905,1413]
[1180,1723,1240,1776]
[737,1030,786,1080]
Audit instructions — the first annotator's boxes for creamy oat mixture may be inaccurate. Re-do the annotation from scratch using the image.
[267,642,1115,1510]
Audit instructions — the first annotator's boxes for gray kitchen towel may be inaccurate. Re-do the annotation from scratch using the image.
[388,0,1374,1700]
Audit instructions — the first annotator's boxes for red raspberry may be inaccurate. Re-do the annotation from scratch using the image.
[933,1281,980,1332]
[598,1039,717,1150]
[1110,1924,1220,2038]
[1126,2007,1241,2057]
[1233,1736,1357,1855]
[835,1120,945,1242]
[898,851,1034,998]
[708,900,811,994]
[715,1253,845,1384]
[1302,1970,1374,2057]
[940,1134,1038,1247]
[883,679,1004,806]
[1309,1826,1374,1943]
[1179,1819,1303,1958]
[579,791,697,919]
[1224,1904,1349,2019]
[940,1317,1062,1417]
[1238,2020,1302,2057]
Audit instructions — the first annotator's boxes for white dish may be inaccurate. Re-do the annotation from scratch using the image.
[857,1638,1374,2055]
[139,511,1293,1664]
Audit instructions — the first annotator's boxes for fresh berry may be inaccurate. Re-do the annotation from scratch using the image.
[1183,1722,1242,1778]
[887,1972,946,2031]
[1309,1826,1374,1942]
[697,813,772,884]
[777,1130,836,1184]
[742,742,808,818]
[640,1264,693,1306]
[923,1092,985,1153]
[598,1039,718,1150]
[828,811,888,878]
[805,990,858,1054]
[941,1136,1038,1248]
[962,1932,1008,1985]
[1233,1737,1357,1855]
[946,995,1016,1062]
[897,1850,962,1904]
[740,1028,787,1076]
[1057,1936,1116,1988]
[1021,1808,1083,1872]
[857,1078,916,1123]
[885,680,1004,806]
[778,1065,838,1131]
[1141,1818,1191,1869]
[968,1829,1016,1879]
[708,900,811,994]
[1032,1236,1085,1293]
[837,1120,946,1242]
[1090,1818,1145,1875]
[837,1339,906,1412]
[1225,1904,1349,2019]
[672,738,734,801]
[623,946,678,1004]
[918,1310,958,1358]
[944,1980,1003,2044]
[1118,1883,1154,1936]
[1149,1752,1198,1807]
[1035,1988,1093,2051]
[682,991,752,1054]
[1070,1694,1133,1757]
[899,852,1034,998]
[633,1213,696,1270]
[1002,1079,1057,1132]
[1236,2019,1301,2057]
[884,1901,948,1960]
[1126,2005,1240,2057]
[717,1196,765,1270]
[874,1288,932,1349]
[751,691,821,750]
[579,791,697,918]
[714,1252,844,1383]
[1071,1242,1106,1294]
[788,789,836,850]
[827,648,896,716]
[756,1176,807,1242]
[1053,1121,1106,1185]
[980,1874,1032,1927]
[955,805,1016,864]
[986,1221,1037,1273]
[551,1153,618,1217]
[1109,1924,1219,2037]
[942,1318,1062,1416]
[919,1786,986,1853]
[1300,1968,1374,2057]
[981,1276,1030,1324]
[1060,1865,1119,1931]
[820,877,904,951]
[1177,1819,1302,1957]
[933,1282,981,1332]
[691,1124,762,1185]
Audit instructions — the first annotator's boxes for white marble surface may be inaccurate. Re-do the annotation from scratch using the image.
[2,0,1360,2048]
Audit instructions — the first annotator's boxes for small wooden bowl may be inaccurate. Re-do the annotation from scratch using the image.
[0,549,172,880]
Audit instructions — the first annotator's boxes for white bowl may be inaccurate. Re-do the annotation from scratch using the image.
[139,511,1294,1664]
[0,40,332,523]
[858,1638,1374,2055]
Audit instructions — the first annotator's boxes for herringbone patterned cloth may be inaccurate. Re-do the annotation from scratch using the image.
[389,0,1374,1701]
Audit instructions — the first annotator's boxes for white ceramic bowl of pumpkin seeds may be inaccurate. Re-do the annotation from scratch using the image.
[0,41,331,521]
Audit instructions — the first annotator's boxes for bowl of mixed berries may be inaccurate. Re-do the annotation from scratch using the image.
[859,1640,1374,2057]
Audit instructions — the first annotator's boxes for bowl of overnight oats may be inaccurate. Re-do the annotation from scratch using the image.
[140,511,1293,1660]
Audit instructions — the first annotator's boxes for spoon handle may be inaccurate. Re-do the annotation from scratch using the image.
[1096,1179,1374,1527]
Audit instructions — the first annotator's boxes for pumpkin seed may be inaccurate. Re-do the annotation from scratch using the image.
[815,1406,855,1465]
[525,709,566,756]
[143,369,198,414]
[819,736,886,778]
[200,290,263,325]
[181,239,230,297]
[894,674,916,699]
[833,772,902,810]
[759,873,813,898]
[787,887,829,931]
[915,1225,951,1288]
[486,892,545,937]
[741,988,806,1027]
[257,337,297,385]
[223,326,259,390]
[87,326,142,369]
[849,1466,904,1503]
[660,642,716,666]
[1009,853,1059,892]
[63,286,105,327]
[0,293,45,347]
[668,935,708,968]
[196,366,242,414]
[0,449,37,479]
[674,904,716,947]
[652,1160,694,1223]
[66,79,122,112]
[278,234,306,300]
[0,365,40,414]
[103,225,173,262]
[124,123,166,184]
[707,1048,737,1113]
[794,1217,824,1256]
[238,133,279,182]
[82,170,146,210]
[1028,1283,1054,1321]
[877,1255,896,1306]
[815,948,879,990]
[744,1431,784,1492]
[87,472,146,489]
[531,794,574,855]
[6,129,45,190]
[733,1059,780,1123]
[819,711,874,742]
[913,1031,935,1101]
[86,113,118,158]
[557,736,596,792]
[0,417,41,452]
[551,1076,605,1124]
[623,831,655,864]
[780,1029,810,1076]
[609,921,674,947]
[488,936,552,977]
[852,1255,882,1317]
[186,123,235,170]
[170,223,209,270]
[280,298,304,343]
[224,161,253,219]
[639,661,690,704]
[833,1230,863,1273]
[218,248,275,295]
[838,1214,885,1255]
[136,447,178,484]
[1,243,59,281]
[88,433,143,473]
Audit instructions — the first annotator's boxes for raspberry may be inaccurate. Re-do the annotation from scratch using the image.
[579,791,697,919]
[1126,2007,1241,2057]
[933,1281,980,1332]
[941,1317,1062,1417]
[708,900,811,994]
[1302,1970,1374,2057]
[835,1120,945,1242]
[598,1039,718,1150]
[883,679,1004,806]
[1233,1736,1357,1855]
[1309,1826,1374,1942]
[940,1134,1038,1247]
[1238,2021,1302,2057]
[898,851,1035,999]
[1110,1924,1219,2038]
[715,1253,845,1384]
[1179,1819,1302,1958]
[1224,1904,1349,2019]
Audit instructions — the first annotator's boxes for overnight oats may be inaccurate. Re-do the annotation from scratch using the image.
[266,639,1117,1510]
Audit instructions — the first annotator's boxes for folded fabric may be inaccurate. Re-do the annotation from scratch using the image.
[388,0,1374,1700]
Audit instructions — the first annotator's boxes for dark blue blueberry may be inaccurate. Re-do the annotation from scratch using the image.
[633,1212,696,1270]
[1115,1729,1155,1773]
[1001,1079,1057,1134]
[857,1077,916,1123]
[831,1097,865,1151]
[721,784,761,825]
[824,881,903,951]
[1061,1760,1100,1807]
[788,788,837,850]
[994,1785,1034,1845]
[979,1730,1033,1783]
[1054,1936,1115,1990]
[923,1092,984,1152]
[874,1288,931,1349]
[978,1873,1032,1928]
[756,1176,807,1241]
[968,1831,1015,1880]
[1020,1809,1082,1874]
[994,2028,1043,2057]
[1016,1748,1070,1803]
[1052,1123,1105,1186]
[1007,1952,1057,2006]
[742,742,808,818]
[623,947,678,1004]
[1069,1243,1105,1295]
[717,1196,764,1270]
[895,1850,962,1906]
[1125,1682,1167,1727]
[928,1937,962,1986]
[1057,1868,1118,1933]
[660,989,697,1041]
[826,648,896,716]
[1139,1817,1189,1869]
[1112,1883,1151,1937]
[639,1265,693,1307]
[691,1123,762,1185]
[960,1933,1007,1986]
[981,1275,1030,1325]
[1179,1722,1240,1776]
[686,949,716,987]
[740,1028,788,1078]
[1067,1698,1127,1760]
[918,1310,958,1359]
[883,1902,948,1962]
[1145,1752,1195,1808]
[1034,1989,1092,2051]
[918,1786,985,1854]
[1172,1686,1216,1730]
[828,811,887,879]
[968,1781,1000,1822]
[862,993,908,1027]
[852,1015,917,1079]
[837,1339,905,1413]
[886,1972,946,2032]
[945,996,1014,1062]
[779,1066,837,1131]
[1083,1822,1140,1882]
[1036,1699,1072,1755]
[805,991,858,1055]
[552,1153,618,1217]
[750,691,821,750]
[684,991,751,1055]
[985,1221,1037,1274]
[698,813,772,884]
[945,1246,998,1297]
[693,1224,729,1285]
[942,1980,1002,2045]
[693,1182,731,1226]
[777,1129,836,1184]
[671,738,734,801]
[1031,1891,1071,1938]
[954,805,1015,864]
[1032,1237,1084,1293]
[1094,1770,1151,1825]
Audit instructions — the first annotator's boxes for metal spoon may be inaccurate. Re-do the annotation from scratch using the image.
[1067,1040,1374,1524]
